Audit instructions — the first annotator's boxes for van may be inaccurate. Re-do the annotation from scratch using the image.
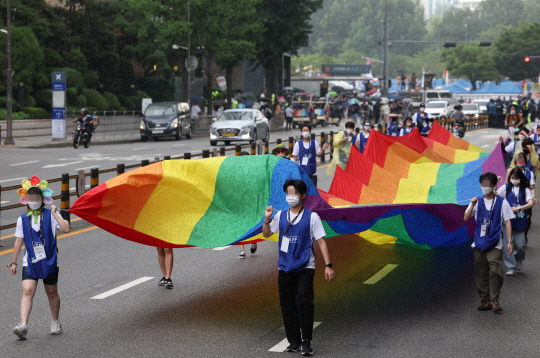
[140,102,192,142]
[425,89,453,102]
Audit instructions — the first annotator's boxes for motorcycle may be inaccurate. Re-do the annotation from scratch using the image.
[73,121,91,148]
[453,123,465,138]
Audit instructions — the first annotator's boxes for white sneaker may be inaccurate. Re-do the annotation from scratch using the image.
[13,323,27,339]
[238,251,246,259]
[51,321,62,335]
[516,261,523,271]
[506,270,515,276]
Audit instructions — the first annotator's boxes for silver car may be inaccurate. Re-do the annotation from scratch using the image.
[209,109,270,146]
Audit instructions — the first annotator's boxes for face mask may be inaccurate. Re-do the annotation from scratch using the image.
[364,126,370,131]
[536,131,540,135]
[518,135,525,140]
[285,195,300,207]
[347,129,353,134]
[419,107,425,112]
[406,122,412,127]
[510,110,516,115]
[301,131,310,139]
[481,187,493,195]
[511,179,520,186]
[28,201,42,210]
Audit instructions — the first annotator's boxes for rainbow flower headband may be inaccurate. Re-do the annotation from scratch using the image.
[17,176,54,205]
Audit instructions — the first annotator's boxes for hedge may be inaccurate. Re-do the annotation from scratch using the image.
[22,107,50,119]
[83,88,109,110]
[104,92,121,110]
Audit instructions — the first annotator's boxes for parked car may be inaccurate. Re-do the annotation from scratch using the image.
[472,100,489,114]
[461,103,481,118]
[425,101,453,118]
[209,109,270,146]
[140,102,192,142]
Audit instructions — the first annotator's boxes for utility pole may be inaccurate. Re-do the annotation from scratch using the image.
[383,0,389,96]
[187,0,191,105]
[379,20,383,80]
[4,0,15,145]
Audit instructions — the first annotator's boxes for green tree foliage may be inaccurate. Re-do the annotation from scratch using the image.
[442,45,500,90]
[493,22,540,81]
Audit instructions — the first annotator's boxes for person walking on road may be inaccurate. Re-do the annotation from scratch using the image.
[8,178,70,339]
[505,104,524,136]
[262,179,335,356]
[292,125,328,186]
[464,172,514,313]
[326,121,355,175]
[285,105,294,131]
[157,247,174,288]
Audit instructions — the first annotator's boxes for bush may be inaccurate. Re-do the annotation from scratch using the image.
[83,89,109,110]
[11,100,22,112]
[43,48,64,68]
[103,92,121,110]
[0,110,30,120]
[35,89,52,110]
[22,107,50,119]
[75,94,87,108]
[25,95,36,107]
[137,90,151,98]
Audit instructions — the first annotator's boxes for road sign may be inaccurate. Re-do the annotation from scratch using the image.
[51,71,66,140]
[51,119,65,139]
[322,64,371,76]
[185,56,198,71]
[77,170,86,197]
[52,108,65,120]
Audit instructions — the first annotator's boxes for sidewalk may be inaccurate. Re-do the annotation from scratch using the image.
[0,132,142,149]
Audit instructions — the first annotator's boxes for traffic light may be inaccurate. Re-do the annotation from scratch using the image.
[525,56,531,63]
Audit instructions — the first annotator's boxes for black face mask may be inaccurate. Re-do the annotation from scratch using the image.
[523,149,530,155]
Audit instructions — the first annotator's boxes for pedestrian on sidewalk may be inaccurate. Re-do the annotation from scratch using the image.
[285,105,294,131]
[262,179,335,356]
[464,172,514,314]
[8,177,70,339]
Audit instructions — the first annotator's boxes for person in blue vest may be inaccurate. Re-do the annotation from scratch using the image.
[497,168,535,276]
[531,124,540,156]
[262,179,335,356]
[399,117,415,136]
[355,121,371,153]
[514,152,537,246]
[8,178,70,339]
[387,115,402,136]
[412,103,433,136]
[292,125,328,187]
[464,172,514,313]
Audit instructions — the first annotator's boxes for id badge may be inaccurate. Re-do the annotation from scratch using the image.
[301,156,309,166]
[480,224,487,238]
[32,242,47,263]
[280,236,290,253]
[422,120,428,128]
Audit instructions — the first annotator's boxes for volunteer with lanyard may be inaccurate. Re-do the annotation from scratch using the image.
[356,121,371,153]
[8,176,70,339]
[530,124,540,155]
[412,103,433,136]
[464,172,514,314]
[497,168,534,276]
[292,125,328,186]
[399,117,415,136]
[263,179,335,356]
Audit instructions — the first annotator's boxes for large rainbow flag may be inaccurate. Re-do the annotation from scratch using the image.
[70,123,506,249]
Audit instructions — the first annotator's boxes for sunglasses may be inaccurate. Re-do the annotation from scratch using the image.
[276,149,287,154]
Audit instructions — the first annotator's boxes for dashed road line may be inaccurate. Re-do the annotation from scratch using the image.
[10,160,39,167]
[363,264,399,285]
[212,246,231,251]
[269,322,322,352]
[42,161,84,168]
[0,177,27,183]
[90,277,154,299]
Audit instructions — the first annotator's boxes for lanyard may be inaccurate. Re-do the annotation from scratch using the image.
[285,207,304,237]
[479,197,496,235]
[27,213,44,245]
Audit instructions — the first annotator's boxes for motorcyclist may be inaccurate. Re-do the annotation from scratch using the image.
[73,108,94,139]
[451,104,465,127]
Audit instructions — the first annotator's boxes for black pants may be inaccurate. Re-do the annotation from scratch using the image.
[278,268,315,344]
[309,174,317,187]
[286,117,293,130]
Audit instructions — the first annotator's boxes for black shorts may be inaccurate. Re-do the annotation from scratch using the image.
[22,266,59,285]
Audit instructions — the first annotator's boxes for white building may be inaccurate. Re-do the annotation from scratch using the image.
[421,0,484,20]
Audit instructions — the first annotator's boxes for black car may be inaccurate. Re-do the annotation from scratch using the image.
[140,102,192,141]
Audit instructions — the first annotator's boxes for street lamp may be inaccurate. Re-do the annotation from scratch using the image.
[2,0,15,145]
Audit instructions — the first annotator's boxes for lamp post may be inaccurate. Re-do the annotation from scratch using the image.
[187,0,191,105]
[3,0,15,145]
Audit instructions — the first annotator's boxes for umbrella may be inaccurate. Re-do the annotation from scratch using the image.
[191,95,204,104]
[348,98,360,105]
[402,98,412,103]
[327,91,339,97]
[388,93,400,100]
[243,100,254,108]
[213,99,227,106]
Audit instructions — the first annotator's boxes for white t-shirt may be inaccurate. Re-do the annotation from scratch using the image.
[497,185,533,203]
[270,210,326,270]
[191,105,201,119]
[285,107,294,118]
[293,140,321,176]
[505,141,516,154]
[467,197,514,249]
[15,212,60,267]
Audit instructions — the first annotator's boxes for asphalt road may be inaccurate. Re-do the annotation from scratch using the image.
[2,127,540,357]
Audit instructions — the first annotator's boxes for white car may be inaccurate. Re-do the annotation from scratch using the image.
[461,103,481,118]
[209,109,270,146]
[425,101,453,118]
[472,100,488,113]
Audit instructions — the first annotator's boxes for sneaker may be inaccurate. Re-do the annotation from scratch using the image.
[506,270,515,276]
[301,340,313,356]
[516,261,523,271]
[477,300,492,311]
[158,277,167,286]
[51,321,62,335]
[13,323,27,339]
[286,342,300,352]
[238,251,246,259]
[164,278,173,289]
[492,299,503,314]
[250,243,258,254]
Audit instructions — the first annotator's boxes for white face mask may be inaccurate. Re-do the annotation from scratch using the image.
[346,128,353,134]
[364,126,370,131]
[285,195,301,207]
[511,179,520,186]
[419,107,425,112]
[481,187,493,195]
[301,131,310,139]
[510,110,516,115]
[28,201,42,210]
[518,135,525,140]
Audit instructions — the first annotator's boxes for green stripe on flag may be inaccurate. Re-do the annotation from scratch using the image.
[426,163,466,203]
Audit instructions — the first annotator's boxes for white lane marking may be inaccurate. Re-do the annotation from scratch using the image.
[74,165,100,171]
[269,322,322,352]
[212,246,231,251]
[91,277,154,299]
[69,185,91,190]
[482,144,491,148]
[10,160,39,167]
[172,144,187,147]
[1,200,9,204]
[131,147,149,151]
[0,177,27,183]
[42,161,84,168]
[363,264,399,285]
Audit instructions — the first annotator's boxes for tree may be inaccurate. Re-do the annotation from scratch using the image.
[442,45,500,90]
[493,22,540,81]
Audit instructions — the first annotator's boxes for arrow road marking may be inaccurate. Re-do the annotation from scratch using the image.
[91,277,154,300]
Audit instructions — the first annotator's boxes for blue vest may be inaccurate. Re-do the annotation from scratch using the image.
[415,113,430,133]
[278,208,314,273]
[351,135,358,147]
[21,208,58,279]
[474,196,503,251]
[506,185,529,232]
[359,132,369,153]
[388,121,400,136]
[298,139,317,176]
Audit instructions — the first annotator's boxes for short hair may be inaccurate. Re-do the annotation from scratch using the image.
[345,121,355,129]
[522,138,534,147]
[27,186,44,197]
[479,172,498,186]
[301,124,311,132]
[517,152,527,162]
[405,117,413,122]
[283,179,307,195]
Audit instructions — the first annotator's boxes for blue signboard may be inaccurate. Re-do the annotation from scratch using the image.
[52,82,66,91]
[51,71,66,91]
[322,64,371,76]
[52,108,65,120]
[51,71,67,139]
